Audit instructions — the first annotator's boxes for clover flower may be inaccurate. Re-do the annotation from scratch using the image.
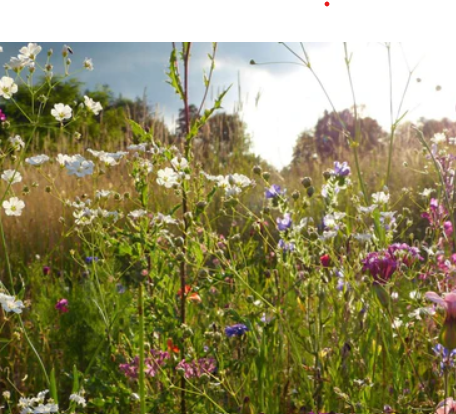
[55,298,69,313]
[362,251,398,284]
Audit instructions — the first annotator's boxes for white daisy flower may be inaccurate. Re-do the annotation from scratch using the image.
[372,191,390,204]
[18,43,42,61]
[129,209,147,219]
[9,135,25,151]
[157,168,180,188]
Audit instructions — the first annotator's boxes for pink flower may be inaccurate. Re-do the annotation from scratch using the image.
[445,221,454,237]
[55,298,69,313]
[426,291,456,349]
[426,291,456,319]
[436,397,456,414]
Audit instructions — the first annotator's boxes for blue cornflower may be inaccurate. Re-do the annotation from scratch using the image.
[433,343,456,374]
[277,213,292,231]
[85,256,99,264]
[333,161,350,177]
[225,323,249,338]
[265,184,283,199]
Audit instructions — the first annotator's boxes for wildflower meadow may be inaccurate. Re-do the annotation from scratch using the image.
[2,42,456,414]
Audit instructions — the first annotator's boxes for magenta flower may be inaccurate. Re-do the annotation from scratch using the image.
[0,109,6,122]
[55,298,69,313]
[444,221,453,237]
[426,291,456,349]
[362,251,398,284]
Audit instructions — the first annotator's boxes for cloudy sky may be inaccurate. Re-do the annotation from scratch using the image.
[2,42,456,168]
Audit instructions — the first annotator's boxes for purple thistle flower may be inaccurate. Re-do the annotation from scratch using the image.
[277,213,292,231]
[265,184,283,199]
[333,161,350,177]
[225,323,249,338]
[43,266,51,276]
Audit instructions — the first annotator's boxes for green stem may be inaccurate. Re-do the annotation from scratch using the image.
[138,283,146,414]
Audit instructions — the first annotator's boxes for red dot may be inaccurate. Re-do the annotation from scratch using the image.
[325,1,329,5]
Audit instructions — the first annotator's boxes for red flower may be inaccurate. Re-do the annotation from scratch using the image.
[320,254,331,268]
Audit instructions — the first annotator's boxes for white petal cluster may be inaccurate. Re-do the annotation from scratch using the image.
[157,167,180,188]
[18,390,58,414]
[26,154,50,166]
[69,392,87,407]
[84,95,103,115]
[9,135,25,151]
[0,292,25,313]
[372,191,390,204]
[1,169,22,185]
[0,76,18,99]
[64,155,94,177]
[51,103,72,122]
[202,171,253,197]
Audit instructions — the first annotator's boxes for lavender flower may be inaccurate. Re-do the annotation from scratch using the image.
[278,239,295,252]
[333,161,350,177]
[85,256,99,264]
[433,344,456,374]
[225,323,249,337]
[277,213,292,231]
[265,184,283,199]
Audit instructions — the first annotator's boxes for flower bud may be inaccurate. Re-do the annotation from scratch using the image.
[253,165,262,175]
[262,172,270,180]
[301,177,312,188]
[307,186,315,197]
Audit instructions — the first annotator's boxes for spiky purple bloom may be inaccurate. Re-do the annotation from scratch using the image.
[265,184,283,199]
[225,323,249,337]
[277,213,292,231]
[333,161,350,177]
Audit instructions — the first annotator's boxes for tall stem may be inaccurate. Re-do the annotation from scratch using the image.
[180,41,192,414]
[138,283,146,414]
